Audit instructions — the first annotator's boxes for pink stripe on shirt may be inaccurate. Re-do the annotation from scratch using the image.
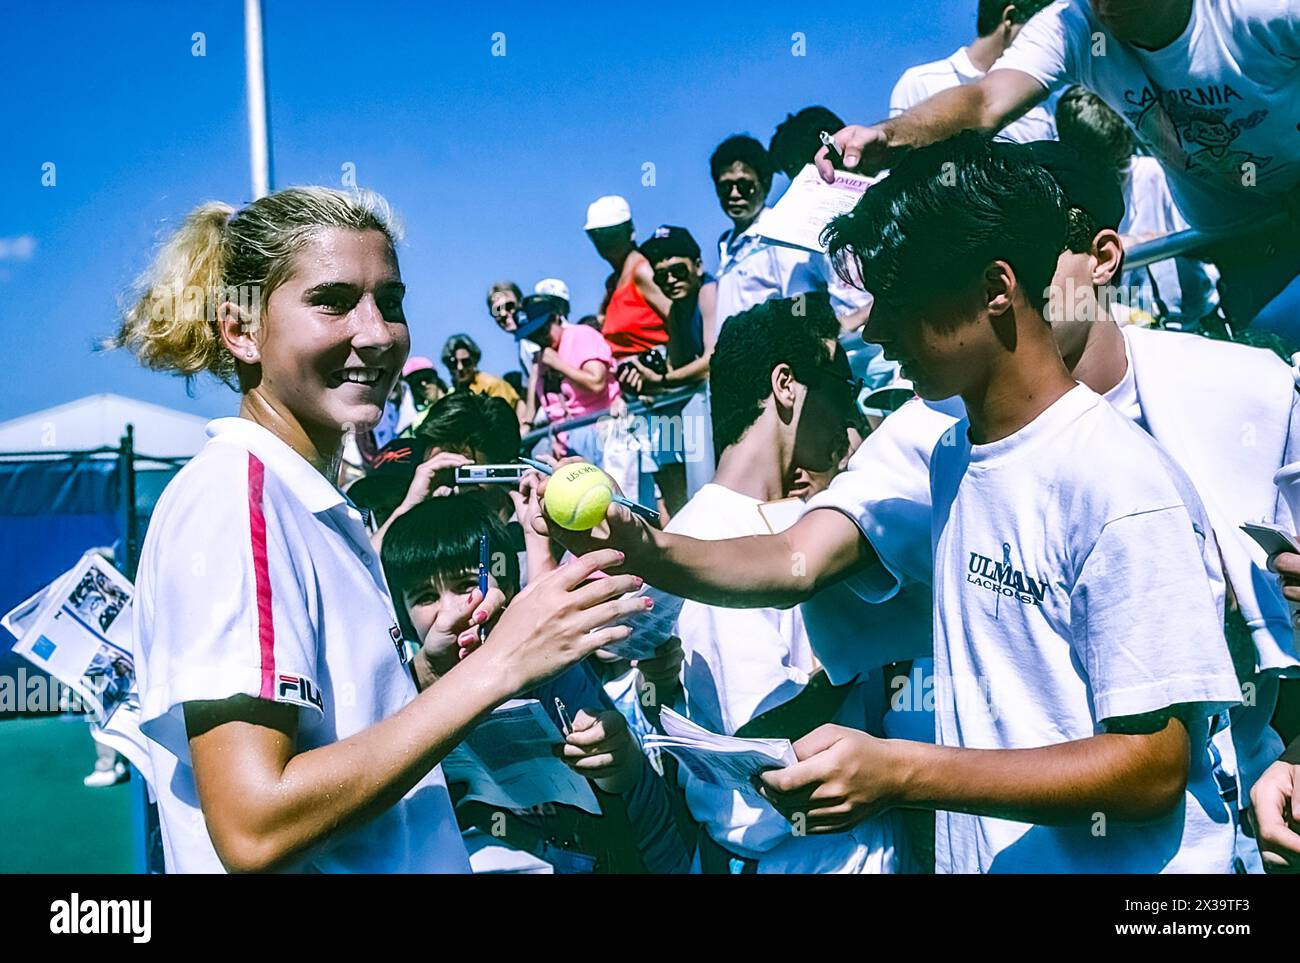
[247,454,276,699]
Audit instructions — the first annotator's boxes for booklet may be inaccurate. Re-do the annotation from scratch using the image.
[5,551,155,785]
[643,706,796,805]
[599,583,685,662]
[442,699,602,816]
[758,163,879,253]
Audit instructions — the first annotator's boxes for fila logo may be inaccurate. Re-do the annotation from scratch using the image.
[277,673,324,711]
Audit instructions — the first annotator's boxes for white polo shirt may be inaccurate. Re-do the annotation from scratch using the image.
[136,417,469,874]
[715,208,875,327]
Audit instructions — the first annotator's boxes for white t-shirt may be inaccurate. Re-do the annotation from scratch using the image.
[136,417,469,874]
[1120,155,1220,322]
[716,208,876,327]
[799,396,964,683]
[929,384,1239,873]
[890,46,1059,144]
[991,0,1300,231]
[667,483,898,873]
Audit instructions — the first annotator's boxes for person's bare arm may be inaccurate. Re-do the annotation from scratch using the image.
[815,69,1048,180]
[633,257,672,320]
[699,282,718,353]
[186,666,505,873]
[663,349,710,386]
[522,364,540,425]
[544,350,609,396]
[761,716,1190,833]
[534,479,875,609]
[185,550,645,872]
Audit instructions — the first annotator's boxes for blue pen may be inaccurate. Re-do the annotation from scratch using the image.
[477,531,490,642]
[518,457,553,475]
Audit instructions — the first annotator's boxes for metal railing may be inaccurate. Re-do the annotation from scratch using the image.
[1123,210,1290,272]
[520,383,704,449]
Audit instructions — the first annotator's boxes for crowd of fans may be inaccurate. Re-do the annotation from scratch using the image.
[113,0,1300,875]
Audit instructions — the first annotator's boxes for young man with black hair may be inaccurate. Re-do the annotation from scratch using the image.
[710,135,875,341]
[757,134,1244,873]
[890,0,1057,143]
[665,293,900,873]
[547,144,1300,857]
[629,225,720,508]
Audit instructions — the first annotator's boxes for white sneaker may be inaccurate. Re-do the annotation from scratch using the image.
[83,761,128,788]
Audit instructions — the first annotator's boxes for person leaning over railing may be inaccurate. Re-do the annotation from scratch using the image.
[517,293,621,467]
[616,225,719,515]
[819,0,1300,330]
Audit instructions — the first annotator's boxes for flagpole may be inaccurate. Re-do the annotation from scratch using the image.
[244,0,272,199]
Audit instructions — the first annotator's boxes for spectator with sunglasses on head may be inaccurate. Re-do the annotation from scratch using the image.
[486,280,541,382]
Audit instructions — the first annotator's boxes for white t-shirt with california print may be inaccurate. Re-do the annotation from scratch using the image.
[990,0,1300,232]
[929,384,1240,873]
[136,417,469,874]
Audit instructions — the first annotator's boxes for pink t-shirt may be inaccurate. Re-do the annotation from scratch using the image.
[540,323,620,421]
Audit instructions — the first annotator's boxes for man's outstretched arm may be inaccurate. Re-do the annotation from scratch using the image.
[815,69,1048,179]
[534,482,875,610]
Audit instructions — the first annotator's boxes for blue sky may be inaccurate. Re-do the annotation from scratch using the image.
[1,0,970,423]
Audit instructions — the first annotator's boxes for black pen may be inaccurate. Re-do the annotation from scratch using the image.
[819,129,844,170]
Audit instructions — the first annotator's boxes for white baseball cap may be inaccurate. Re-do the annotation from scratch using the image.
[584,195,632,231]
[534,278,570,302]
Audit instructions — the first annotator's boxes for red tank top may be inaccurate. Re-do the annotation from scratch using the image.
[603,270,668,360]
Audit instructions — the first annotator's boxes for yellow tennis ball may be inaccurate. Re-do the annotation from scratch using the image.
[545,462,615,531]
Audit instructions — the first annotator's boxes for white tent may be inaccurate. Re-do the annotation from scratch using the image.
[0,394,211,459]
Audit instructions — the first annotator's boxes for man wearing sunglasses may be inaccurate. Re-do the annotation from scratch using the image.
[623,225,722,510]
[710,135,876,349]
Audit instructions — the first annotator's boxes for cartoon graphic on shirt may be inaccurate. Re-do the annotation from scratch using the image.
[1121,84,1274,188]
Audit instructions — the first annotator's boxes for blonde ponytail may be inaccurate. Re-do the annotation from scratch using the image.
[112,187,400,387]
[113,202,236,382]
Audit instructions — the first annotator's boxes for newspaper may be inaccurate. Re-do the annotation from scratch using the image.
[643,706,796,805]
[5,552,154,783]
[442,699,602,815]
[758,163,878,253]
